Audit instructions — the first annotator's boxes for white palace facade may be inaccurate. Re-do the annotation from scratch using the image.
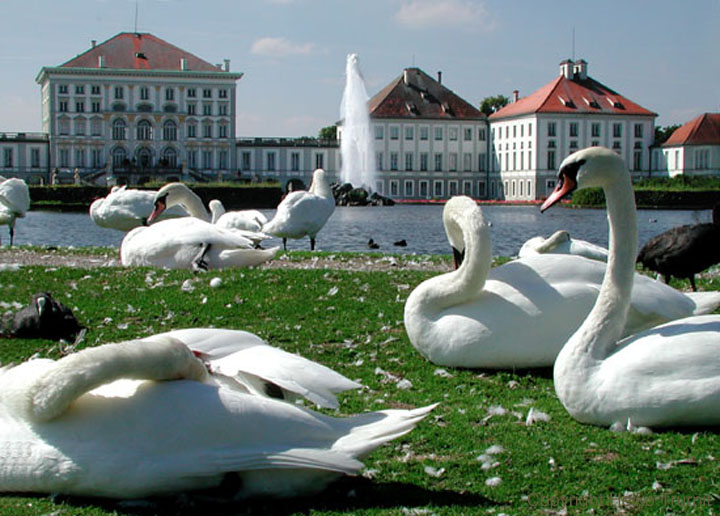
[2,32,716,199]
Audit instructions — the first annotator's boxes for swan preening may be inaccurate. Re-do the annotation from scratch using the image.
[89,185,188,232]
[0,328,435,498]
[637,203,720,291]
[403,195,720,369]
[541,146,720,429]
[518,230,608,262]
[262,168,336,250]
[0,176,30,246]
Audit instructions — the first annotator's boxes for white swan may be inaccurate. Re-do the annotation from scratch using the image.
[540,146,720,429]
[0,176,30,245]
[120,217,279,270]
[518,230,609,262]
[0,330,435,498]
[263,169,336,250]
[403,195,720,369]
[89,185,187,232]
[209,199,268,233]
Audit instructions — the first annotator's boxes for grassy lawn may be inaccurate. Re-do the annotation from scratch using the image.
[0,251,718,515]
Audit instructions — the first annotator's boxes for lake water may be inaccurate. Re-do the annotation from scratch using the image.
[10,204,713,258]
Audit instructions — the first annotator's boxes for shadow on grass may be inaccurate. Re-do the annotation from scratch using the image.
[47,477,493,515]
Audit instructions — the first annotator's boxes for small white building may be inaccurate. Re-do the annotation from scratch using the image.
[0,132,50,184]
[35,32,242,184]
[489,59,657,200]
[652,113,720,178]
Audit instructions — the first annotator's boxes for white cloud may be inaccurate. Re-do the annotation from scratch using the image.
[395,0,494,30]
[250,37,315,58]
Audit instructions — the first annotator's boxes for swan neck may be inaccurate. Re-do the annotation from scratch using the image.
[178,190,211,221]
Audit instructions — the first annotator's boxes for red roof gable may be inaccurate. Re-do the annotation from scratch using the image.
[490,71,656,120]
[369,68,485,121]
[663,113,720,146]
[60,32,224,73]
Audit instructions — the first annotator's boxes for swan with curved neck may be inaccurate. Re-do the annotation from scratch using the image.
[0,329,435,498]
[541,146,720,428]
[262,168,336,250]
[148,182,212,223]
[90,185,188,232]
[518,230,609,262]
[403,195,720,369]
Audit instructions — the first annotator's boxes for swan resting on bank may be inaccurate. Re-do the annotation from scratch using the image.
[120,218,279,270]
[89,186,188,232]
[518,230,608,262]
[0,176,31,246]
[541,146,720,429]
[0,328,435,498]
[403,195,720,369]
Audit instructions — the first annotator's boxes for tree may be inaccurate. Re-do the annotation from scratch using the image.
[654,124,682,145]
[479,94,510,116]
[318,125,338,140]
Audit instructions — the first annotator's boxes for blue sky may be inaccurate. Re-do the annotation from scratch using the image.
[1,0,718,137]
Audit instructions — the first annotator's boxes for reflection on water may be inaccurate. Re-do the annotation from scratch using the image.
[11,204,712,258]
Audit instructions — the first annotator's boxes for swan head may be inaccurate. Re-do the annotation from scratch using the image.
[148,183,191,223]
[443,196,485,269]
[541,146,626,212]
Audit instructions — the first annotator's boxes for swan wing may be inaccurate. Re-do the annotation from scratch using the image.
[0,178,30,216]
[264,192,334,238]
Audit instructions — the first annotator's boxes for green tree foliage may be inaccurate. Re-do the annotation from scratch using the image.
[479,94,510,115]
[654,124,682,144]
[318,125,338,140]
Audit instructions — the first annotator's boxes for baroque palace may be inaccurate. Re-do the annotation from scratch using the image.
[1,32,718,200]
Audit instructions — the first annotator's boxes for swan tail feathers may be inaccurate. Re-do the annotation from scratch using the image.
[333,403,438,459]
[217,246,279,267]
[686,291,720,315]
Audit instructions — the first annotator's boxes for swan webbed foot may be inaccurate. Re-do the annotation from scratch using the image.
[192,243,211,272]
[310,237,316,251]
[282,238,287,250]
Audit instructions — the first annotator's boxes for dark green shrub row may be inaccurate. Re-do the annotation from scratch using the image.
[572,187,720,209]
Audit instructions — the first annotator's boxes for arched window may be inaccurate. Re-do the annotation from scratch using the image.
[162,147,178,168]
[112,119,126,140]
[136,119,153,141]
[163,120,178,141]
[136,147,153,169]
[112,147,127,167]
[74,117,86,136]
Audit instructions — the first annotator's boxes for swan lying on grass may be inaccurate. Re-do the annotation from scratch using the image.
[0,328,435,498]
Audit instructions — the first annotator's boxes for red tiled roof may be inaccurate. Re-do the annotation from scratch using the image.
[369,68,485,121]
[60,32,223,73]
[663,113,720,146]
[490,73,656,119]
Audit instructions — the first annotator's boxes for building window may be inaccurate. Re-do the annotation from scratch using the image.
[202,150,213,169]
[137,120,153,140]
[218,103,228,116]
[58,85,68,94]
[203,104,212,116]
[591,123,600,138]
[434,127,443,140]
[75,85,84,95]
[434,153,442,171]
[112,119,126,140]
[219,150,228,169]
[420,126,429,140]
[448,181,458,196]
[187,124,197,138]
[58,101,68,112]
[75,149,85,168]
[91,85,100,95]
[463,181,472,196]
[433,180,443,197]
[478,128,486,141]
[31,148,40,168]
[464,127,473,141]
[390,180,399,197]
[90,149,102,168]
[634,124,644,138]
[449,154,458,172]
[374,126,384,139]
[111,147,126,167]
[405,126,414,140]
[266,152,276,171]
[548,122,556,137]
[203,89,212,98]
[404,180,414,197]
[187,150,197,168]
[140,87,150,100]
[291,152,300,171]
[219,89,228,99]
[390,126,399,140]
[58,118,70,135]
[478,180,486,197]
[165,88,175,101]
[390,152,398,171]
[59,148,69,167]
[187,88,196,98]
[315,153,324,169]
[376,152,383,170]
[478,153,486,171]
[241,151,251,171]
[187,103,196,115]
[405,152,413,171]
[449,127,458,141]
[163,121,177,141]
[74,118,86,135]
[91,101,101,113]
[162,147,178,168]
[633,150,642,171]
[419,180,429,198]
[569,122,578,137]
[203,123,212,138]
[463,153,472,171]
[75,101,85,113]
[420,153,428,171]
[3,148,12,168]
[547,150,556,170]
[218,124,228,138]
[114,86,124,99]
[695,148,709,169]
[613,123,622,138]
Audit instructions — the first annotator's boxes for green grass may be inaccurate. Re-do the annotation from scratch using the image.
[0,253,718,515]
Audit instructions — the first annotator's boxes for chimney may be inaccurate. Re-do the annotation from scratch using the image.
[559,59,574,79]
[224,59,230,72]
[98,55,105,68]
[403,69,410,85]
[180,58,188,71]
[437,70,442,84]
[91,40,97,48]
[513,90,519,102]
[573,59,588,80]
